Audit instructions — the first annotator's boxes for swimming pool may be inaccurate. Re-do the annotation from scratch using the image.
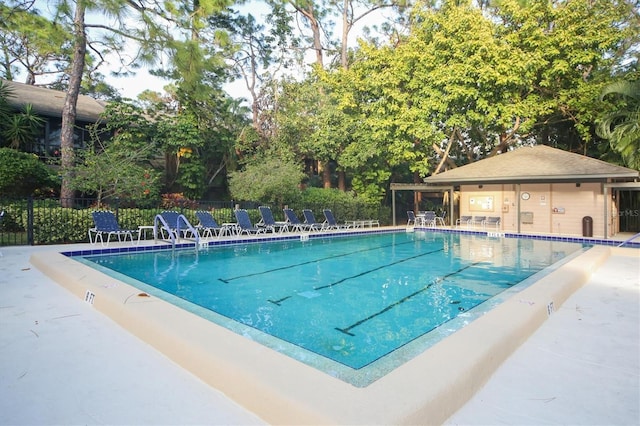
[75,231,587,386]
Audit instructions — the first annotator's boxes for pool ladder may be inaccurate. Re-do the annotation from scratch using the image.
[154,214,201,251]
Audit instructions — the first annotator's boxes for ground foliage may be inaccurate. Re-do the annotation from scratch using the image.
[0,148,57,197]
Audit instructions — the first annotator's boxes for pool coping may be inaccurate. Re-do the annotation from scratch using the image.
[59,226,640,258]
[30,230,632,424]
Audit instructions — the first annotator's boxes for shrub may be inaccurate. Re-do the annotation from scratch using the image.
[0,148,57,197]
[117,208,158,230]
[228,157,305,208]
[27,207,93,244]
[296,188,387,223]
[161,193,199,209]
[0,200,27,232]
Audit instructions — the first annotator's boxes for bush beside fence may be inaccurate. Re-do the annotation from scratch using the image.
[1,197,391,246]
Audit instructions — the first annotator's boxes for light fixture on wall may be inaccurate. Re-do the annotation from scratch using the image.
[576,183,581,187]
[478,185,483,189]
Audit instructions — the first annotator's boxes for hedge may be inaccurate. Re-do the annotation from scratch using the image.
[4,192,391,245]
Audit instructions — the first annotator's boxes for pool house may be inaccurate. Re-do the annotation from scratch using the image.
[392,145,640,239]
[1,79,105,158]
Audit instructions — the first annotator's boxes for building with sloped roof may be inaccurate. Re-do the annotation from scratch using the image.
[1,79,106,157]
[392,145,640,239]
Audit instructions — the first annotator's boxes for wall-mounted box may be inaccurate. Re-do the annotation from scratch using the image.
[520,211,534,224]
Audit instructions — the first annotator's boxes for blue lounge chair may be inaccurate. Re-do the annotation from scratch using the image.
[322,209,350,230]
[88,211,137,246]
[234,209,265,235]
[159,211,183,239]
[195,211,224,238]
[283,208,311,232]
[456,215,472,228]
[258,206,287,233]
[485,216,501,230]
[470,216,487,229]
[160,211,180,238]
[407,210,417,226]
[302,209,326,231]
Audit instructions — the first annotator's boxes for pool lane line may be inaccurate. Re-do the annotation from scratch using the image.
[334,261,483,336]
[218,239,417,283]
[268,247,446,306]
[313,248,446,291]
[269,295,291,305]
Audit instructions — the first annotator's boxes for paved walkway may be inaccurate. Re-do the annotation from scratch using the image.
[0,244,265,425]
[446,249,639,425]
[1,243,638,425]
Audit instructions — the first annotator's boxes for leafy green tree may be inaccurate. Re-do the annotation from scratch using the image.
[71,139,161,205]
[143,2,254,199]
[596,79,640,170]
[268,78,330,183]
[335,0,410,69]
[71,103,161,204]
[0,147,57,196]
[5,0,236,205]
[228,156,306,207]
[320,0,638,202]
[210,9,297,133]
[152,96,246,199]
[491,0,638,153]
[154,112,209,199]
[0,3,72,83]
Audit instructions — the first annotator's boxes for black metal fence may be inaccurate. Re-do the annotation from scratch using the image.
[0,197,390,246]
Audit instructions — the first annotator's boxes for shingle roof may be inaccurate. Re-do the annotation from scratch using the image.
[1,79,105,122]
[424,145,639,184]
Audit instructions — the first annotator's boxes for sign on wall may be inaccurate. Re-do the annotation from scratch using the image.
[469,195,494,212]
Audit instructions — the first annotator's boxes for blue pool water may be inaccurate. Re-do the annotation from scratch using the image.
[79,231,587,385]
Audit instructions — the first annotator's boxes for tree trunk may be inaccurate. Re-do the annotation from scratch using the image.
[307,5,323,67]
[433,128,457,174]
[60,1,87,207]
[338,170,346,191]
[323,162,331,189]
[341,0,349,69]
[292,1,334,188]
[292,2,324,67]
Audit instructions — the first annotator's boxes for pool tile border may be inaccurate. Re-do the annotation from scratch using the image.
[61,227,639,258]
[61,227,397,257]
[415,227,640,248]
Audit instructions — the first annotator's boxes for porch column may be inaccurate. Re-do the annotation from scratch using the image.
[449,187,454,227]
[603,184,608,239]
[392,189,397,226]
[516,183,521,234]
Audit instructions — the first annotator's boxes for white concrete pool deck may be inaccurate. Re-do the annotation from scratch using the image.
[0,237,638,425]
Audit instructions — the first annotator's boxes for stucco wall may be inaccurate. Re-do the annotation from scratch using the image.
[459,183,611,237]
[458,184,505,228]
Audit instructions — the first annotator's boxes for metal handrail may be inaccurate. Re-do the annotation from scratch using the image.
[617,232,640,247]
[154,213,201,251]
[176,214,200,246]
[154,214,176,246]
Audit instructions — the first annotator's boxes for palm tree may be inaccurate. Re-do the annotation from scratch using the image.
[0,81,45,150]
[0,81,13,123]
[596,80,640,171]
